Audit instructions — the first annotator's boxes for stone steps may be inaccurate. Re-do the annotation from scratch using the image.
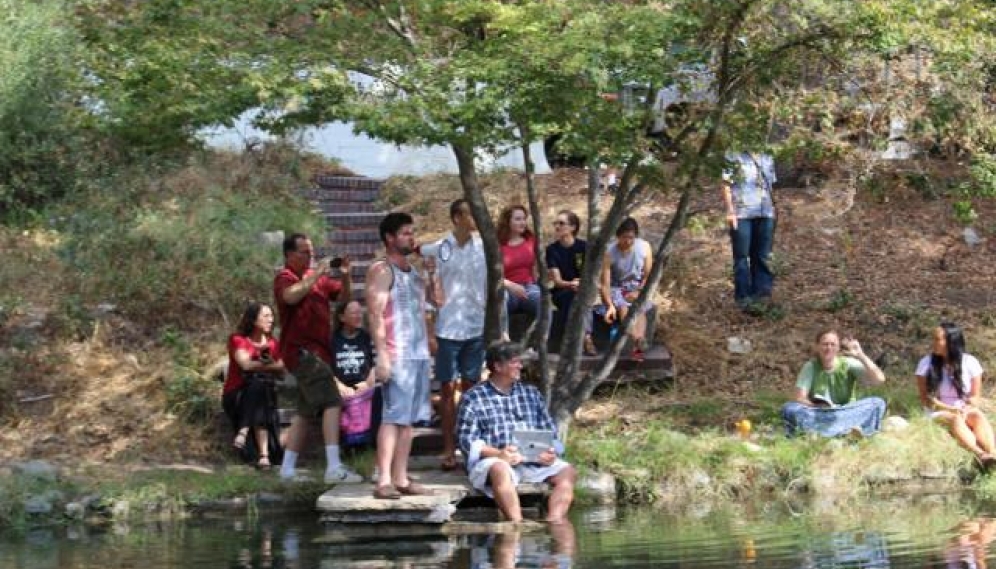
[324,212,385,228]
[301,175,389,298]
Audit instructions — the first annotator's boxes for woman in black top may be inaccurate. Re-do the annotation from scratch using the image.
[331,300,376,395]
[546,209,596,355]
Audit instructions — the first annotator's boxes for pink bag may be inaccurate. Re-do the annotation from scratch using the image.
[339,388,375,445]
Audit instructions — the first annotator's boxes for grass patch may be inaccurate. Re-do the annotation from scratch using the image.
[569,416,975,508]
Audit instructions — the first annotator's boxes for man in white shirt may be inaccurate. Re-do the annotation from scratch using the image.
[425,199,488,471]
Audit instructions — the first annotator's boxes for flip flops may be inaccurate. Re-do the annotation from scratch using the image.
[396,482,434,496]
[373,484,402,500]
[440,455,460,472]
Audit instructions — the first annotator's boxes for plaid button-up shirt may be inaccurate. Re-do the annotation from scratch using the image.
[456,380,560,470]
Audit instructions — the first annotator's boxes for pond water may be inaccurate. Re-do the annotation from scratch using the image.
[3,494,995,568]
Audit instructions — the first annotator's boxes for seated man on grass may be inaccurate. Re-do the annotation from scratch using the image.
[781,329,887,438]
[456,342,576,524]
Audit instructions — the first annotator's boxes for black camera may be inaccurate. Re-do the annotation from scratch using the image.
[329,257,343,269]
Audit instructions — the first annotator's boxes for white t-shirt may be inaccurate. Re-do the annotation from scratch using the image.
[915,353,983,407]
[433,232,487,341]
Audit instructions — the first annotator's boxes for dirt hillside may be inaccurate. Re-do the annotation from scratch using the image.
[3,162,996,466]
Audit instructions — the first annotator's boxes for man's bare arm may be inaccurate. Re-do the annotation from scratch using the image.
[281,259,330,306]
[365,261,393,380]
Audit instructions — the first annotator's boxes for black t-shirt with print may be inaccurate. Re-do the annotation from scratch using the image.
[331,328,374,388]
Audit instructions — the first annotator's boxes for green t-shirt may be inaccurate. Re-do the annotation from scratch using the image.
[795,356,867,406]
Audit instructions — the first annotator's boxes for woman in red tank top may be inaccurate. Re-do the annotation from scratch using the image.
[497,205,542,340]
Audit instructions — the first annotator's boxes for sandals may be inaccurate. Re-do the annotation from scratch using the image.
[233,430,247,451]
[977,453,996,471]
[630,348,645,363]
[257,454,271,470]
[440,455,460,472]
[373,484,402,500]
[396,482,434,496]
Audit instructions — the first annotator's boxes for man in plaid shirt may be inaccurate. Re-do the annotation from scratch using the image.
[456,342,576,523]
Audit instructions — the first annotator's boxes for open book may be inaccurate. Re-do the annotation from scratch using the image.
[810,393,837,408]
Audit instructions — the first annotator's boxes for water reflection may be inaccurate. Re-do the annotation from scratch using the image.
[6,500,996,568]
[468,521,576,569]
[797,531,890,568]
[943,519,996,569]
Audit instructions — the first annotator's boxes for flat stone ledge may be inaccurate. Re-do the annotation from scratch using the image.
[317,470,548,524]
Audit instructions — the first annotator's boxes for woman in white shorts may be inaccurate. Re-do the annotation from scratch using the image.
[916,322,996,467]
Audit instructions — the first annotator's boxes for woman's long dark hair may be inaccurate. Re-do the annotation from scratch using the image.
[236,302,268,338]
[927,322,966,398]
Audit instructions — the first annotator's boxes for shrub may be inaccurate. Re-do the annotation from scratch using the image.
[165,369,217,425]
[56,146,328,332]
[0,0,88,216]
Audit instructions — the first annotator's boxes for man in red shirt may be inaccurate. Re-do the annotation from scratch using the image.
[274,232,362,484]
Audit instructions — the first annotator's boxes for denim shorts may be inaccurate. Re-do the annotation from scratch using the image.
[434,336,485,383]
[381,359,431,426]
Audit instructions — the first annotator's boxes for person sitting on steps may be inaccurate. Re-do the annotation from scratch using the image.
[223,302,285,470]
[456,341,577,524]
[546,209,596,356]
[600,217,653,361]
[497,204,542,342]
[331,300,379,448]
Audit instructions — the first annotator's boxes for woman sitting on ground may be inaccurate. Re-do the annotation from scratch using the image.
[600,217,653,361]
[546,209,596,355]
[781,329,887,437]
[916,322,996,467]
[331,300,379,447]
[223,302,285,469]
[497,204,542,339]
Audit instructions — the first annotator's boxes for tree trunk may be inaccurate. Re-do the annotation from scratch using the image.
[452,142,503,345]
[519,133,552,397]
[548,10,744,426]
[550,158,644,423]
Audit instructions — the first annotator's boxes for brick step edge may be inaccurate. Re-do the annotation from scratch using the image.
[313,175,384,190]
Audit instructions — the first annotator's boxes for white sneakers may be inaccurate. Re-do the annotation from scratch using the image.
[324,465,364,484]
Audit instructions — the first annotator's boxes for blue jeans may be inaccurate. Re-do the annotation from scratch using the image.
[781,397,887,437]
[729,217,775,304]
[501,283,543,337]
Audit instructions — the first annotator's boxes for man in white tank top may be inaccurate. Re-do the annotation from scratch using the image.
[366,212,435,499]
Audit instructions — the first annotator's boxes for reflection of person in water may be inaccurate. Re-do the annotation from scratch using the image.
[945,518,996,569]
[469,523,576,569]
[801,530,891,568]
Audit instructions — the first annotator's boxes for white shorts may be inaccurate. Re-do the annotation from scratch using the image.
[381,359,431,426]
[467,457,571,498]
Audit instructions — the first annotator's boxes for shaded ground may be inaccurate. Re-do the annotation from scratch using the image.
[2,160,996,469]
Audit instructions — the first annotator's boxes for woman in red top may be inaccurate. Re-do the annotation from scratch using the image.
[223,302,285,469]
[497,204,542,340]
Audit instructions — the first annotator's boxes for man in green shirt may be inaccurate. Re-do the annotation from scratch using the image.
[781,330,887,437]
